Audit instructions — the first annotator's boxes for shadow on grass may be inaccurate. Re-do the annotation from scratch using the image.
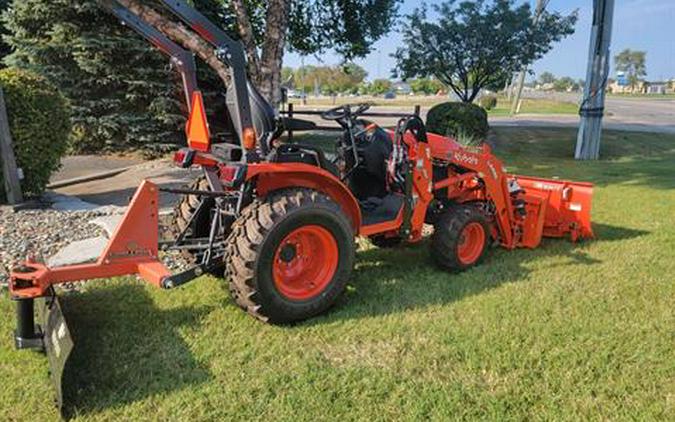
[315,223,648,324]
[59,284,212,418]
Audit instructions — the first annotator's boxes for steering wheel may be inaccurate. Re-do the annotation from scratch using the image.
[320,103,372,121]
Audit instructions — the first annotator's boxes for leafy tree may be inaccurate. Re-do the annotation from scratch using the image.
[4,0,399,153]
[615,49,646,91]
[3,0,193,152]
[409,78,445,95]
[0,0,10,63]
[553,76,577,92]
[394,0,577,103]
[286,64,367,95]
[538,71,556,85]
[369,79,393,95]
[121,0,400,106]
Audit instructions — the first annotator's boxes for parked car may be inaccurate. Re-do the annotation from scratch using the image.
[287,90,307,99]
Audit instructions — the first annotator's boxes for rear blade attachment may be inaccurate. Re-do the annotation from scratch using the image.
[38,295,74,414]
[517,175,594,241]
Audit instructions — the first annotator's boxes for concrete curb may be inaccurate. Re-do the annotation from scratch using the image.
[47,166,132,189]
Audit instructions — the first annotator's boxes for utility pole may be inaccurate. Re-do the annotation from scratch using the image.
[0,87,23,205]
[510,0,548,115]
[575,0,615,160]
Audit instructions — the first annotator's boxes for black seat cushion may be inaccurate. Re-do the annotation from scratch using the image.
[273,144,339,178]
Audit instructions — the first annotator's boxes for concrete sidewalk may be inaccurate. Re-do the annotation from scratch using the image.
[51,158,200,209]
[51,155,144,183]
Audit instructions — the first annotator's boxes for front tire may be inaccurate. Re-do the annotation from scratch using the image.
[225,188,355,324]
[431,204,490,272]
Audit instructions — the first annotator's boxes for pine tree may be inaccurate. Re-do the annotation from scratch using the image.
[3,0,186,152]
[0,0,11,63]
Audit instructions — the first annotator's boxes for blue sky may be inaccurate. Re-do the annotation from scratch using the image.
[285,0,675,82]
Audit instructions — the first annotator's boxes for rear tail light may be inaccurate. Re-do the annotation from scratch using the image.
[219,164,246,187]
[242,127,257,150]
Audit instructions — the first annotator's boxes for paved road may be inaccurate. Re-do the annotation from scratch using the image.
[291,96,675,134]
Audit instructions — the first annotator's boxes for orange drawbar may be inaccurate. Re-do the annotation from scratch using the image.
[9,181,171,299]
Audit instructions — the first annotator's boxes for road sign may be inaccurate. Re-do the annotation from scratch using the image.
[617,72,628,86]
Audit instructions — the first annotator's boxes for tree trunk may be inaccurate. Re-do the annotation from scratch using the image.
[119,0,231,85]
[121,0,290,108]
[255,0,290,106]
[231,0,261,84]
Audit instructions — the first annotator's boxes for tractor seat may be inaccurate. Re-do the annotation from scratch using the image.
[272,144,340,177]
[349,124,393,200]
[226,80,277,152]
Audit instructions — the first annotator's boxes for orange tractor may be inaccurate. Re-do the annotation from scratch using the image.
[7,0,594,411]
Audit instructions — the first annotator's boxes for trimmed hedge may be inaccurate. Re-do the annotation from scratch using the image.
[0,68,70,201]
[426,102,489,142]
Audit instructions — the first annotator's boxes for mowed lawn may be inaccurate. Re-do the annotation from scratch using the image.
[1,128,673,421]
[288,95,578,115]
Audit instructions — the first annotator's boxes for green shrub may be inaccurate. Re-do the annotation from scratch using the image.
[479,94,498,110]
[0,68,71,201]
[426,102,489,142]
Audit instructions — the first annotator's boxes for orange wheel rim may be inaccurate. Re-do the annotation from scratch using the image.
[457,222,485,265]
[272,225,339,301]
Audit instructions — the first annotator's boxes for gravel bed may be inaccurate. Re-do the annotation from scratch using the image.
[0,205,191,291]
[0,206,108,287]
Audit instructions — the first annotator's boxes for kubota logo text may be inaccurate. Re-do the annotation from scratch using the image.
[454,152,479,166]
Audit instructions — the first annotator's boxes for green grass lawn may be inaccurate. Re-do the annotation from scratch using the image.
[289,95,578,115]
[1,128,674,421]
[489,97,578,115]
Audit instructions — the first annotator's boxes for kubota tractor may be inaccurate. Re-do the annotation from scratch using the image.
[7,0,594,412]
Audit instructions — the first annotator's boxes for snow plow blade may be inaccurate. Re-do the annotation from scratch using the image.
[12,293,74,415]
[38,295,74,413]
[517,175,594,242]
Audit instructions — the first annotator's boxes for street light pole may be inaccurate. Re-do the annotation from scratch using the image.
[510,0,548,115]
[575,0,615,160]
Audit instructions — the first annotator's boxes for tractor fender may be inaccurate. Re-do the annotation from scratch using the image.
[246,163,362,230]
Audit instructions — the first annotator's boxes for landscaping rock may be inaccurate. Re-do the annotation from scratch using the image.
[0,206,107,287]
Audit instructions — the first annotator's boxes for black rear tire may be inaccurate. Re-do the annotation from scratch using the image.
[225,188,355,324]
[431,204,490,272]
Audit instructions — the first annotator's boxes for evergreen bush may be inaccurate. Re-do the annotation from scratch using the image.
[426,102,489,142]
[0,68,70,200]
